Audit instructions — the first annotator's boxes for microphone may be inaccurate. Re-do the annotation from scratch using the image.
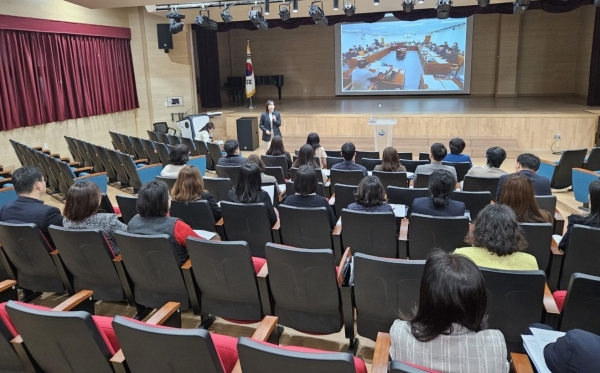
[369,104,382,124]
[184,106,197,116]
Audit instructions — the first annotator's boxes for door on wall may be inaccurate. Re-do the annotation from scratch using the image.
[425,35,431,44]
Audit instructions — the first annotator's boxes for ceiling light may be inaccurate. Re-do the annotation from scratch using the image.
[403,0,414,12]
[279,3,291,20]
[265,0,270,14]
[309,1,328,26]
[343,0,355,15]
[374,0,380,4]
[333,0,339,10]
[249,7,268,30]
[477,0,489,6]
[195,9,218,31]
[436,0,451,19]
[166,7,185,34]
[293,0,299,12]
[221,5,233,22]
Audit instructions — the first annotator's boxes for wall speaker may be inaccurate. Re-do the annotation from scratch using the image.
[157,24,173,53]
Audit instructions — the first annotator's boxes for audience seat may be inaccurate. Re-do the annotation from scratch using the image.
[401,214,469,259]
[372,170,408,190]
[339,209,398,258]
[554,273,600,334]
[462,175,500,201]
[538,149,587,190]
[450,190,490,220]
[204,177,233,203]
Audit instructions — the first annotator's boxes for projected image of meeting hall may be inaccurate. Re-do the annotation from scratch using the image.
[336,17,471,95]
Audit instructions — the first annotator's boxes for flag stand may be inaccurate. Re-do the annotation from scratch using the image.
[247,97,256,109]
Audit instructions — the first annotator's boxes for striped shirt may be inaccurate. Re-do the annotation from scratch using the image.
[390,320,509,373]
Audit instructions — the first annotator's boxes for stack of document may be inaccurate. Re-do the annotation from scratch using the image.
[522,327,566,373]
[194,230,217,240]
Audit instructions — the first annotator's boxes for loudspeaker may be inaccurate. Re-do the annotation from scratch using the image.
[157,24,173,52]
[236,117,259,151]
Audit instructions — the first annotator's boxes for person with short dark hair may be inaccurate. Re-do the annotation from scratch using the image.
[171,165,221,221]
[127,181,202,265]
[347,176,393,213]
[217,139,247,167]
[496,153,551,200]
[283,165,335,229]
[0,166,63,246]
[63,182,126,254]
[498,173,553,223]
[160,144,190,178]
[389,250,508,372]
[455,204,537,270]
[558,179,600,252]
[374,147,406,172]
[443,137,472,167]
[462,147,507,189]
[292,144,320,169]
[306,133,327,168]
[227,162,278,227]
[412,170,466,217]
[330,142,368,177]
[266,136,293,171]
[413,143,457,186]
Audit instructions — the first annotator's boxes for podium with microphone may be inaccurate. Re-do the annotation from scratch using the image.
[176,112,222,139]
[368,104,397,152]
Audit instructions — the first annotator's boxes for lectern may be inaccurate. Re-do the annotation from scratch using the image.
[368,117,397,153]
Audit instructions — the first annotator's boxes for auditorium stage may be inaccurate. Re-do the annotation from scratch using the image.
[212,96,598,156]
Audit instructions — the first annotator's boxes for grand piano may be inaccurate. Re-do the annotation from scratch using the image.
[225,75,285,101]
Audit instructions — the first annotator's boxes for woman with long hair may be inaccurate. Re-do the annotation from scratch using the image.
[390,250,508,372]
[63,181,126,254]
[374,147,406,172]
[171,165,221,221]
[412,169,465,217]
[228,161,278,226]
[292,144,320,169]
[498,173,553,223]
[258,100,282,152]
[194,122,216,143]
[247,154,280,201]
[558,179,600,252]
[306,132,327,168]
[347,175,393,213]
[455,204,537,270]
[266,136,293,170]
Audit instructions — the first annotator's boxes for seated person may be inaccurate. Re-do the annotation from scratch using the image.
[306,132,327,169]
[62,182,126,254]
[558,179,600,252]
[462,146,507,189]
[414,143,457,186]
[292,144,320,169]
[374,147,406,172]
[412,170,466,217]
[498,173,553,223]
[347,176,393,213]
[171,165,221,221]
[217,139,247,167]
[331,142,368,177]
[160,144,190,178]
[443,137,472,167]
[247,154,280,201]
[194,122,215,143]
[390,250,508,373]
[228,162,278,227]
[544,327,600,372]
[496,153,551,200]
[265,136,293,171]
[351,59,379,91]
[0,166,63,247]
[455,204,538,271]
[127,181,202,266]
[283,165,335,229]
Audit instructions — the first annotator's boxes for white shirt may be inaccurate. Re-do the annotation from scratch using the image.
[351,68,379,90]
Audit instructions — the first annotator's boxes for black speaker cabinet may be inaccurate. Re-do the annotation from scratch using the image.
[597,116,600,147]
[157,24,173,52]
[237,117,259,151]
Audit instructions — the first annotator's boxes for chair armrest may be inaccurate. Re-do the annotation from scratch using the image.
[0,279,17,303]
[146,302,181,325]
[544,284,560,315]
[136,163,163,170]
[271,220,280,230]
[257,263,269,279]
[337,247,352,288]
[271,219,281,244]
[75,172,107,180]
[134,159,148,164]
[399,219,409,241]
[551,240,563,256]
[32,146,43,151]
[60,157,70,162]
[216,218,224,226]
[181,259,192,270]
[511,352,534,373]
[332,216,342,236]
[113,254,122,262]
[0,170,11,177]
[256,263,272,317]
[0,178,12,184]
[52,290,94,312]
[251,315,279,341]
[74,166,94,173]
[69,162,82,167]
[109,350,126,367]
[0,279,16,292]
[554,209,565,235]
[372,332,391,373]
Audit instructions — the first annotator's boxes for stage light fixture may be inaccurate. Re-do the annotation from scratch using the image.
[333,0,339,10]
[343,0,355,15]
[293,0,299,12]
[265,0,270,14]
[403,0,414,12]
[513,0,530,13]
[195,9,218,31]
[436,0,451,19]
[477,0,489,6]
[596,0,600,7]
[279,3,291,20]
[221,5,233,22]
[166,7,185,34]
[374,0,379,5]
[309,1,328,26]
[249,6,269,30]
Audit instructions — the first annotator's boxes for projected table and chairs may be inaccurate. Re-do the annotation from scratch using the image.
[346,46,392,68]
[343,67,406,90]
[418,47,452,76]
[419,75,460,90]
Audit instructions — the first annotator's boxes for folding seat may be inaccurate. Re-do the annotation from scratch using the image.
[397,152,413,160]
[81,140,106,173]
[0,279,26,373]
[339,209,398,258]
[537,148,587,189]
[115,195,137,224]
[399,159,428,173]
[117,151,163,193]
[147,129,160,142]
[555,273,600,334]
[261,155,289,178]
[401,213,469,259]
[332,183,357,216]
[571,167,600,208]
[170,200,219,233]
[117,134,138,159]
[361,158,382,171]
[180,136,197,155]
[278,205,337,256]
[462,175,501,201]
[63,136,85,165]
[216,165,242,186]
[168,134,183,145]
[450,190,491,220]
[584,147,600,171]
[413,173,430,188]
[207,142,224,169]
[386,186,429,216]
[156,132,171,145]
[155,175,176,190]
[372,171,409,190]
[0,186,17,210]
[441,161,470,182]
[109,131,126,153]
[264,166,285,184]
[326,156,344,169]
[289,167,324,183]
[94,145,119,183]
[54,157,108,195]
[418,152,429,160]
[194,139,214,170]
[285,181,325,198]
[519,222,554,272]
[354,150,379,166]
[154,141,171,166]
[329,169,364,194]
[556,225,600,290]
[140,138,161,165]
[106,148,132,187]
[204,177,233,203]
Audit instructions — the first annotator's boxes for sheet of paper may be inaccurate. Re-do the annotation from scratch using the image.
[261,185,275,204]
[552,234,563,245]
[278,184,286,193]
[194,230,217,240]
[530,328,565,350]
[522,335,552,373]
[389,204,406,218]
[407,172,415,179]
[322,169,331,178]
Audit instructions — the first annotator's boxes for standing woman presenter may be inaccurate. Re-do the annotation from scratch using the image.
[259,100,282,152]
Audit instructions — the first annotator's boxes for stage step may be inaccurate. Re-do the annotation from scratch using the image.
[282,136,520,159]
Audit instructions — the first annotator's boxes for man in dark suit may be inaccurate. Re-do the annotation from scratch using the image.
[330,142,367,177]
[0,166,63,247]
[216,139,247,167]
[496,153,552,201]
[259,100,282,152]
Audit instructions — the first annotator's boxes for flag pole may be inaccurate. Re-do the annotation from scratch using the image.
[246,39,256,109]
[247,97,256,109]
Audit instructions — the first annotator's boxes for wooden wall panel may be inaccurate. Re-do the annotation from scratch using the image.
[496,14,521,97]
[470,14,500,96]
[575,5,596,97]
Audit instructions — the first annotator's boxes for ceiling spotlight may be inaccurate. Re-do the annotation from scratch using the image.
[403,0,414,12]
[436,0,451,19]
[374,0,379,4]
[343,0,355,15]
[418,0,424,3]
[513,0,530,13]
[279,3,291,20]
[309,1,328,26]
[293,0,299,12]
[195,9,218,31]
[221,5,233,22]
[166,7,185,34]
[265,0,270,14]
[477,0,489,6]
[333,0,339,10]
[249,6,268,30]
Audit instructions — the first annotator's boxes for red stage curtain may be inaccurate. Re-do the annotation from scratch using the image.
[0,29,138,131]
